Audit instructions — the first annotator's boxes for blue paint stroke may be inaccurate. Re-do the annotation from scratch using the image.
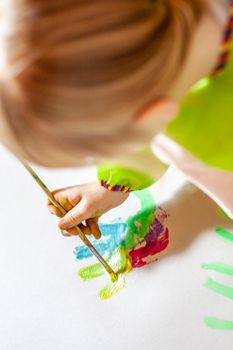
[74,221,127,260]
[74,190,158,262]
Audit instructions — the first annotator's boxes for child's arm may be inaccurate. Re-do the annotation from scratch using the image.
[47,181,130,233]
[47,147,167,232]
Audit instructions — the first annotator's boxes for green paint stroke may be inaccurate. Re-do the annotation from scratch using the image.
[99,259,132,300]
[98,190,156,299]
[204,277,233,301]
[216,227,233,243]
[78,189,156,299]
[78,246,128,281]
[205,317,233,330]
[78,246,132,300]
[203,227,233,329]
[202,262,233,276]
[125,190,156,250]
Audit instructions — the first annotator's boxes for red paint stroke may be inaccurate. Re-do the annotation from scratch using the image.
[129,216,169,268]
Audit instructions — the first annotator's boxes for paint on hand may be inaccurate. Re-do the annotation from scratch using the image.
[75,189,169,299]
[204,317,233,330]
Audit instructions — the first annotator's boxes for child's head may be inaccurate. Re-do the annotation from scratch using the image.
[0,0,207,167]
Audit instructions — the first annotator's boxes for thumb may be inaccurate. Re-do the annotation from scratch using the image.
[58,203,91,230]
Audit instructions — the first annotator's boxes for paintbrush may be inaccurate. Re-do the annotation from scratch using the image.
[20,160,118,282]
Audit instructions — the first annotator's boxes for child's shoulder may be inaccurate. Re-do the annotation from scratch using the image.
[165,38,233,173]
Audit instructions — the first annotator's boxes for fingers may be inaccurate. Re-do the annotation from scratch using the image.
[53,187,81,207]
[46,184,103,239]
[60,229,73,237]
[66,224,91,236]
[47,201,64,218]
[86,218,101,240]
[60,219,101,240]
[56,193,73,212]
[48,196,101,239]
[58,203,92,230]
[47,188,81,218]
[58,203,102,238]
[50,191,73,212]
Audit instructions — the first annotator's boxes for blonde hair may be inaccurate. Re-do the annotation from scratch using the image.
[0,0,205,167]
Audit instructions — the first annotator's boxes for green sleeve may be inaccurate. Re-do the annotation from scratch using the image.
[165,41,233,172]
[97,146,167,192]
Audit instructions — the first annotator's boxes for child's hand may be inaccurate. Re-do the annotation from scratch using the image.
[47,181,129,237]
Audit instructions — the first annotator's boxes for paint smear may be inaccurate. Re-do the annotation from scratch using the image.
[78,246,128,281]
[78,246,132,300]
[215,227,233,243]
[124,190,156,250]
[204,317,233,330]
[204,277,233,301]
[202,262,233,276]
[75,189,170,299]
[74,221,127,260]
[99,259,132,300]
[202,227,233,330]
[129,226,169,268]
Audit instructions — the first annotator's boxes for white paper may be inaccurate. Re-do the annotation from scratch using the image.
[0,145,233,350]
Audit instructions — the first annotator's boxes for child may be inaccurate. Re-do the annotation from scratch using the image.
[0,0,232,235]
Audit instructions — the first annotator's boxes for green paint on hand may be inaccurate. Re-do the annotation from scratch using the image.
[216,227,233,243]
[202,262,233,276]
[204,317,233,330]
[204,277,233,301]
